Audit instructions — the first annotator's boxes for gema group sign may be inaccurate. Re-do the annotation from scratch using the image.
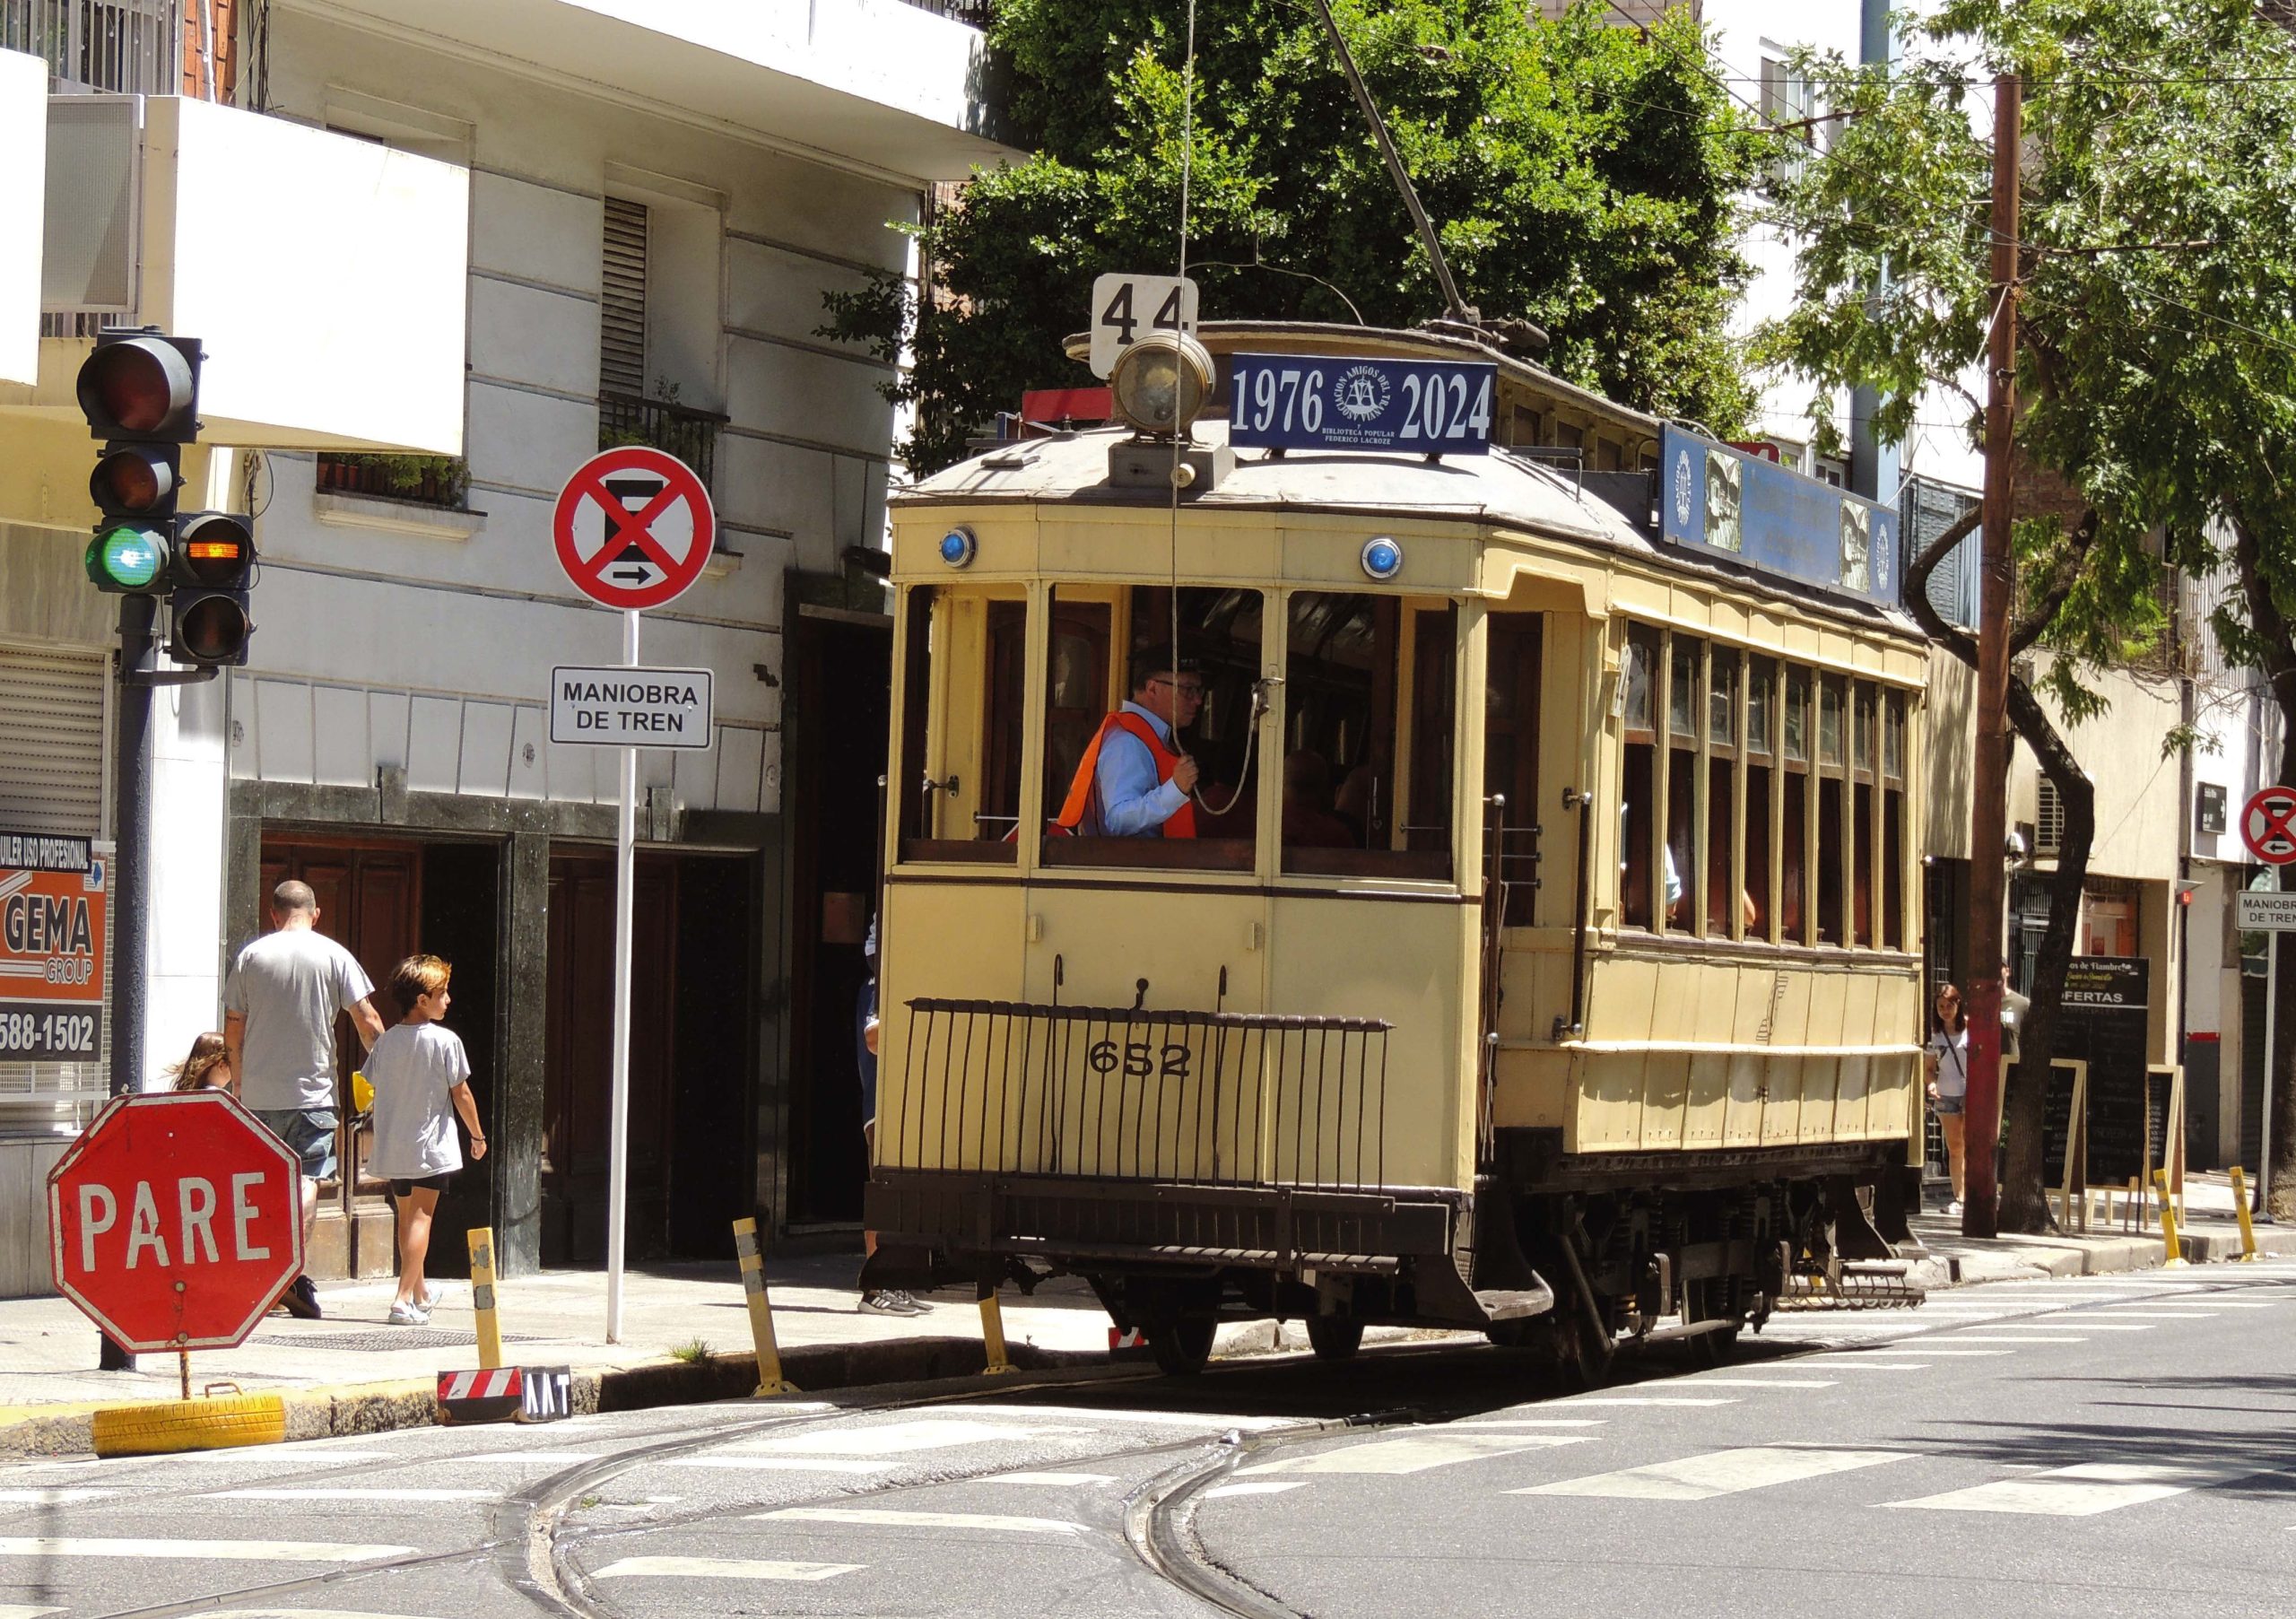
[0,831,107,1060]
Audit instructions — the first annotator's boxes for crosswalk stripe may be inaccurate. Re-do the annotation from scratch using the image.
[1561,1397,1736,1407]
[1237,1434,1591,1476]
[0,1489,114,1502]
[1204,1481,1307,1499]
[754,1507,1082,1535]
[2082,1311,2219,1320]
[1448,1419,1607,1428]
[730,1419,1091,1456]
[1939,1335,2086,1344]
[1866,1348,2011,1357]
[181,1610,459,1618]
[1886,1461,2271,1516]
[0,1606,63,1618]
[593,1556,860,1581]
[204,1489,497,1502]
[662,1458,887,1474]
[451,1450,606,1464]
[0,1538,413,1562]
[1516,1446,1913,1501]
[984,1472,1113,1486]
[1768,1361,1928,1371]
[1685,1378,1837,1388]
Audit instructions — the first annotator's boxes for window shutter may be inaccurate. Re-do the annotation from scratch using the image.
[2035,776,2064,855]
[0,645,107,838]
[600,196,648,398]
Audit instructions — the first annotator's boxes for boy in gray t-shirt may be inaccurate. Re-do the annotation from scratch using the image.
[222,880,384,1319]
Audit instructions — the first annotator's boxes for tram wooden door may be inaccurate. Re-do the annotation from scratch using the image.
[1485,614,1543,924]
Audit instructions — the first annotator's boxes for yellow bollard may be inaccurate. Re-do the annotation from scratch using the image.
[2231,1167,2262,1262]
[732,1217,799,1397]
[977,1282,1017,1376]
[467,1226,503,1371]
[2152,1171,2188,1267]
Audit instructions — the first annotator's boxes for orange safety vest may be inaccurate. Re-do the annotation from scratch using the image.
[1052,710,1196,839]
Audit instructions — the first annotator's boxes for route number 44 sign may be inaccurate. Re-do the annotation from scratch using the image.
[1089,273,1199,379]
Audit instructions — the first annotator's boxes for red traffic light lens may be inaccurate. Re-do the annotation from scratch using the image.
[90,448,174,513]
[177,596,251,663]
[77,338,196,438]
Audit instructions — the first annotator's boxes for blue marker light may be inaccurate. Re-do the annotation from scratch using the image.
[1361,535,1403,580]
[939,527,978,569]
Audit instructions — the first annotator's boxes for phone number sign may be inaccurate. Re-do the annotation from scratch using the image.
[0,833,106,1060]
[1228,353,1495,456]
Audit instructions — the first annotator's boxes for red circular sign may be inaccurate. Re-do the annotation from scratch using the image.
[552,446,717,612]
[2243,787,2296,866]
[48,1092,304,1352]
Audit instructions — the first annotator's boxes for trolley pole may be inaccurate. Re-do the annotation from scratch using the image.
[1964,71,2021,1240]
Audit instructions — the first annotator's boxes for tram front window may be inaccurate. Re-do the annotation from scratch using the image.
[1041,585,1262,871]
[1283,593,1456,881]
[895,584,1028,863]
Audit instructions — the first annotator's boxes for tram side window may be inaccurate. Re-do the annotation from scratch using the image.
[1620,625,1659,930]
[1852,683,1877,947]
[1780,666,1809,941]
[1744,657,1775,938]
[1483,613,1543,918]
[1283,593,1443,880]
[896,585,1026,864]
[1883,692,1908,951]
[1706,646,1738,936]
[1665,634,1700,932]
[1041,585,1263,871]
[1815,675,1847,944]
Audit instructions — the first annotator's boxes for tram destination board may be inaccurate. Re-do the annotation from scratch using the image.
[2056,956,2152,1184]
[1227,353,1494,456]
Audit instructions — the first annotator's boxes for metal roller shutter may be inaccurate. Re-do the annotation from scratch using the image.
[0,644,106,838]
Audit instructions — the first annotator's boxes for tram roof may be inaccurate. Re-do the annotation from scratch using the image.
[896,420,1925,638]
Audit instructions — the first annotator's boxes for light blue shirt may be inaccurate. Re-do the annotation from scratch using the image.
[1091,701,1190,836]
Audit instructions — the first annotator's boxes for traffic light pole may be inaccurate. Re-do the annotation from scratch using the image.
[96,595,154,1370]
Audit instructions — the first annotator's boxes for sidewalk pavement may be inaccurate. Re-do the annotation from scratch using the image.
[3,1176,2287,1454]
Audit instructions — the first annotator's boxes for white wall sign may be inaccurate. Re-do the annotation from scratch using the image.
[549,665,715,751]
[2236,891,2296,932]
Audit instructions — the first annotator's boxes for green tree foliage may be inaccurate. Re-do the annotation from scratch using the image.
[1759,0,2296,1222]
[822,0,1761,475]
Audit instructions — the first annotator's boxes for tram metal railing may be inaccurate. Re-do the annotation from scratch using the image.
[889,997,1392,1191]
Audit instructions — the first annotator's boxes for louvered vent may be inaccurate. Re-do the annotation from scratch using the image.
[0,645,106,837]
[600,196,648,398]
[2035,775,2065,856]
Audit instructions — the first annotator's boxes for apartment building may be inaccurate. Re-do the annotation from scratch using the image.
[0,0,1016,1293]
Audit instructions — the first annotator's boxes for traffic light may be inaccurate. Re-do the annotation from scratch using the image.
[167,511,255,666]
[77,330,201,595]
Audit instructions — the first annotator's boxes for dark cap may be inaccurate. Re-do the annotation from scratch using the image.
[1129,642,1200,691]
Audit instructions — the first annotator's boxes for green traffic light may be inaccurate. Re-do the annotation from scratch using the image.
[87,524,166,590]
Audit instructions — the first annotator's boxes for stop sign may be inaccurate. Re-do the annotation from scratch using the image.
[48,1091,305,1352]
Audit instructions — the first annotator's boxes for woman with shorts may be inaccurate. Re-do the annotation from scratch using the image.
[367,953,487,1326]
[1925,982,1969,1216]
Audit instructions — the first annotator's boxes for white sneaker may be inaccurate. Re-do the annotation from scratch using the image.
[387,1300,430,1326]
[1945,1199,1964,1216]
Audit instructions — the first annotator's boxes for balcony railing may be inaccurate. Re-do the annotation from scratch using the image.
[895,0,991,23]
[598,391,726,492]
[315,453,471,509]
[1,0,178,93]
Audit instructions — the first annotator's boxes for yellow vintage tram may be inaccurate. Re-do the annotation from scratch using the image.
[863,322,1928,1377]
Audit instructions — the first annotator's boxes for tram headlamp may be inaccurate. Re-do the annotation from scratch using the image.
[1109,332,1215,438]
[938,527,978,569]
[1361,535,1405,581]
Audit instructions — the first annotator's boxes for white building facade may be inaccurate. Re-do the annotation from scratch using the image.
[0,0,1015,1293]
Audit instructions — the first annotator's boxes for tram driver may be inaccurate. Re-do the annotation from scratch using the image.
[1051,644,1202,839]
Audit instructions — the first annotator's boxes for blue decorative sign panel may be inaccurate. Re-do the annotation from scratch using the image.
[1660,426,1900,609]
[1227,354,1495,455]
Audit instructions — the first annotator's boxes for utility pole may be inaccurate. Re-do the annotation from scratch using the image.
[1964,72,2021,1239]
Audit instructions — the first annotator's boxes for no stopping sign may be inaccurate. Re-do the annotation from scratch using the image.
[553,446,716,612]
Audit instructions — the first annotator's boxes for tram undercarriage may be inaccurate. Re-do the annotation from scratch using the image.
[863,1137,1922,1377]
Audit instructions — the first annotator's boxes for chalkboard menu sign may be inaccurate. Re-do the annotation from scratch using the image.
[2057,958,2152,1183]
[2042,1060,2081,1186]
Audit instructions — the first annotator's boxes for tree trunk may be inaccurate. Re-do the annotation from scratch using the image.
[2228,512,2296,1219]
[1902,510,2093,1232]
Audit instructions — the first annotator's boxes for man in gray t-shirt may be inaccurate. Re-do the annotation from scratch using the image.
[223,879,384,1319]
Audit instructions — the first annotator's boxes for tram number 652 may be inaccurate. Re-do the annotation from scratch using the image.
[1087,1038,1192,1081]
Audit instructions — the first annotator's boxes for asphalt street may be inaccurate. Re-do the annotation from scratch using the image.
[0,1265,2288,1619]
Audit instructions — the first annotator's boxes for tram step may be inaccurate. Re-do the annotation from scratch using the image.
[1474,1282,1556,1322]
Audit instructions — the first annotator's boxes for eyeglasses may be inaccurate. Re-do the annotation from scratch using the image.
[1149,677,1205,697]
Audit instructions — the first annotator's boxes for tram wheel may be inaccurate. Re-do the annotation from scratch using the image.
[1150,1318,1216,1377]
[1560,1306,1615,1391]
[1306,1317,1363,1362]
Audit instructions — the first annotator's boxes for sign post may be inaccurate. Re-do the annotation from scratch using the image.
[552,446,717,1341]
[2239,785,2296,1214]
